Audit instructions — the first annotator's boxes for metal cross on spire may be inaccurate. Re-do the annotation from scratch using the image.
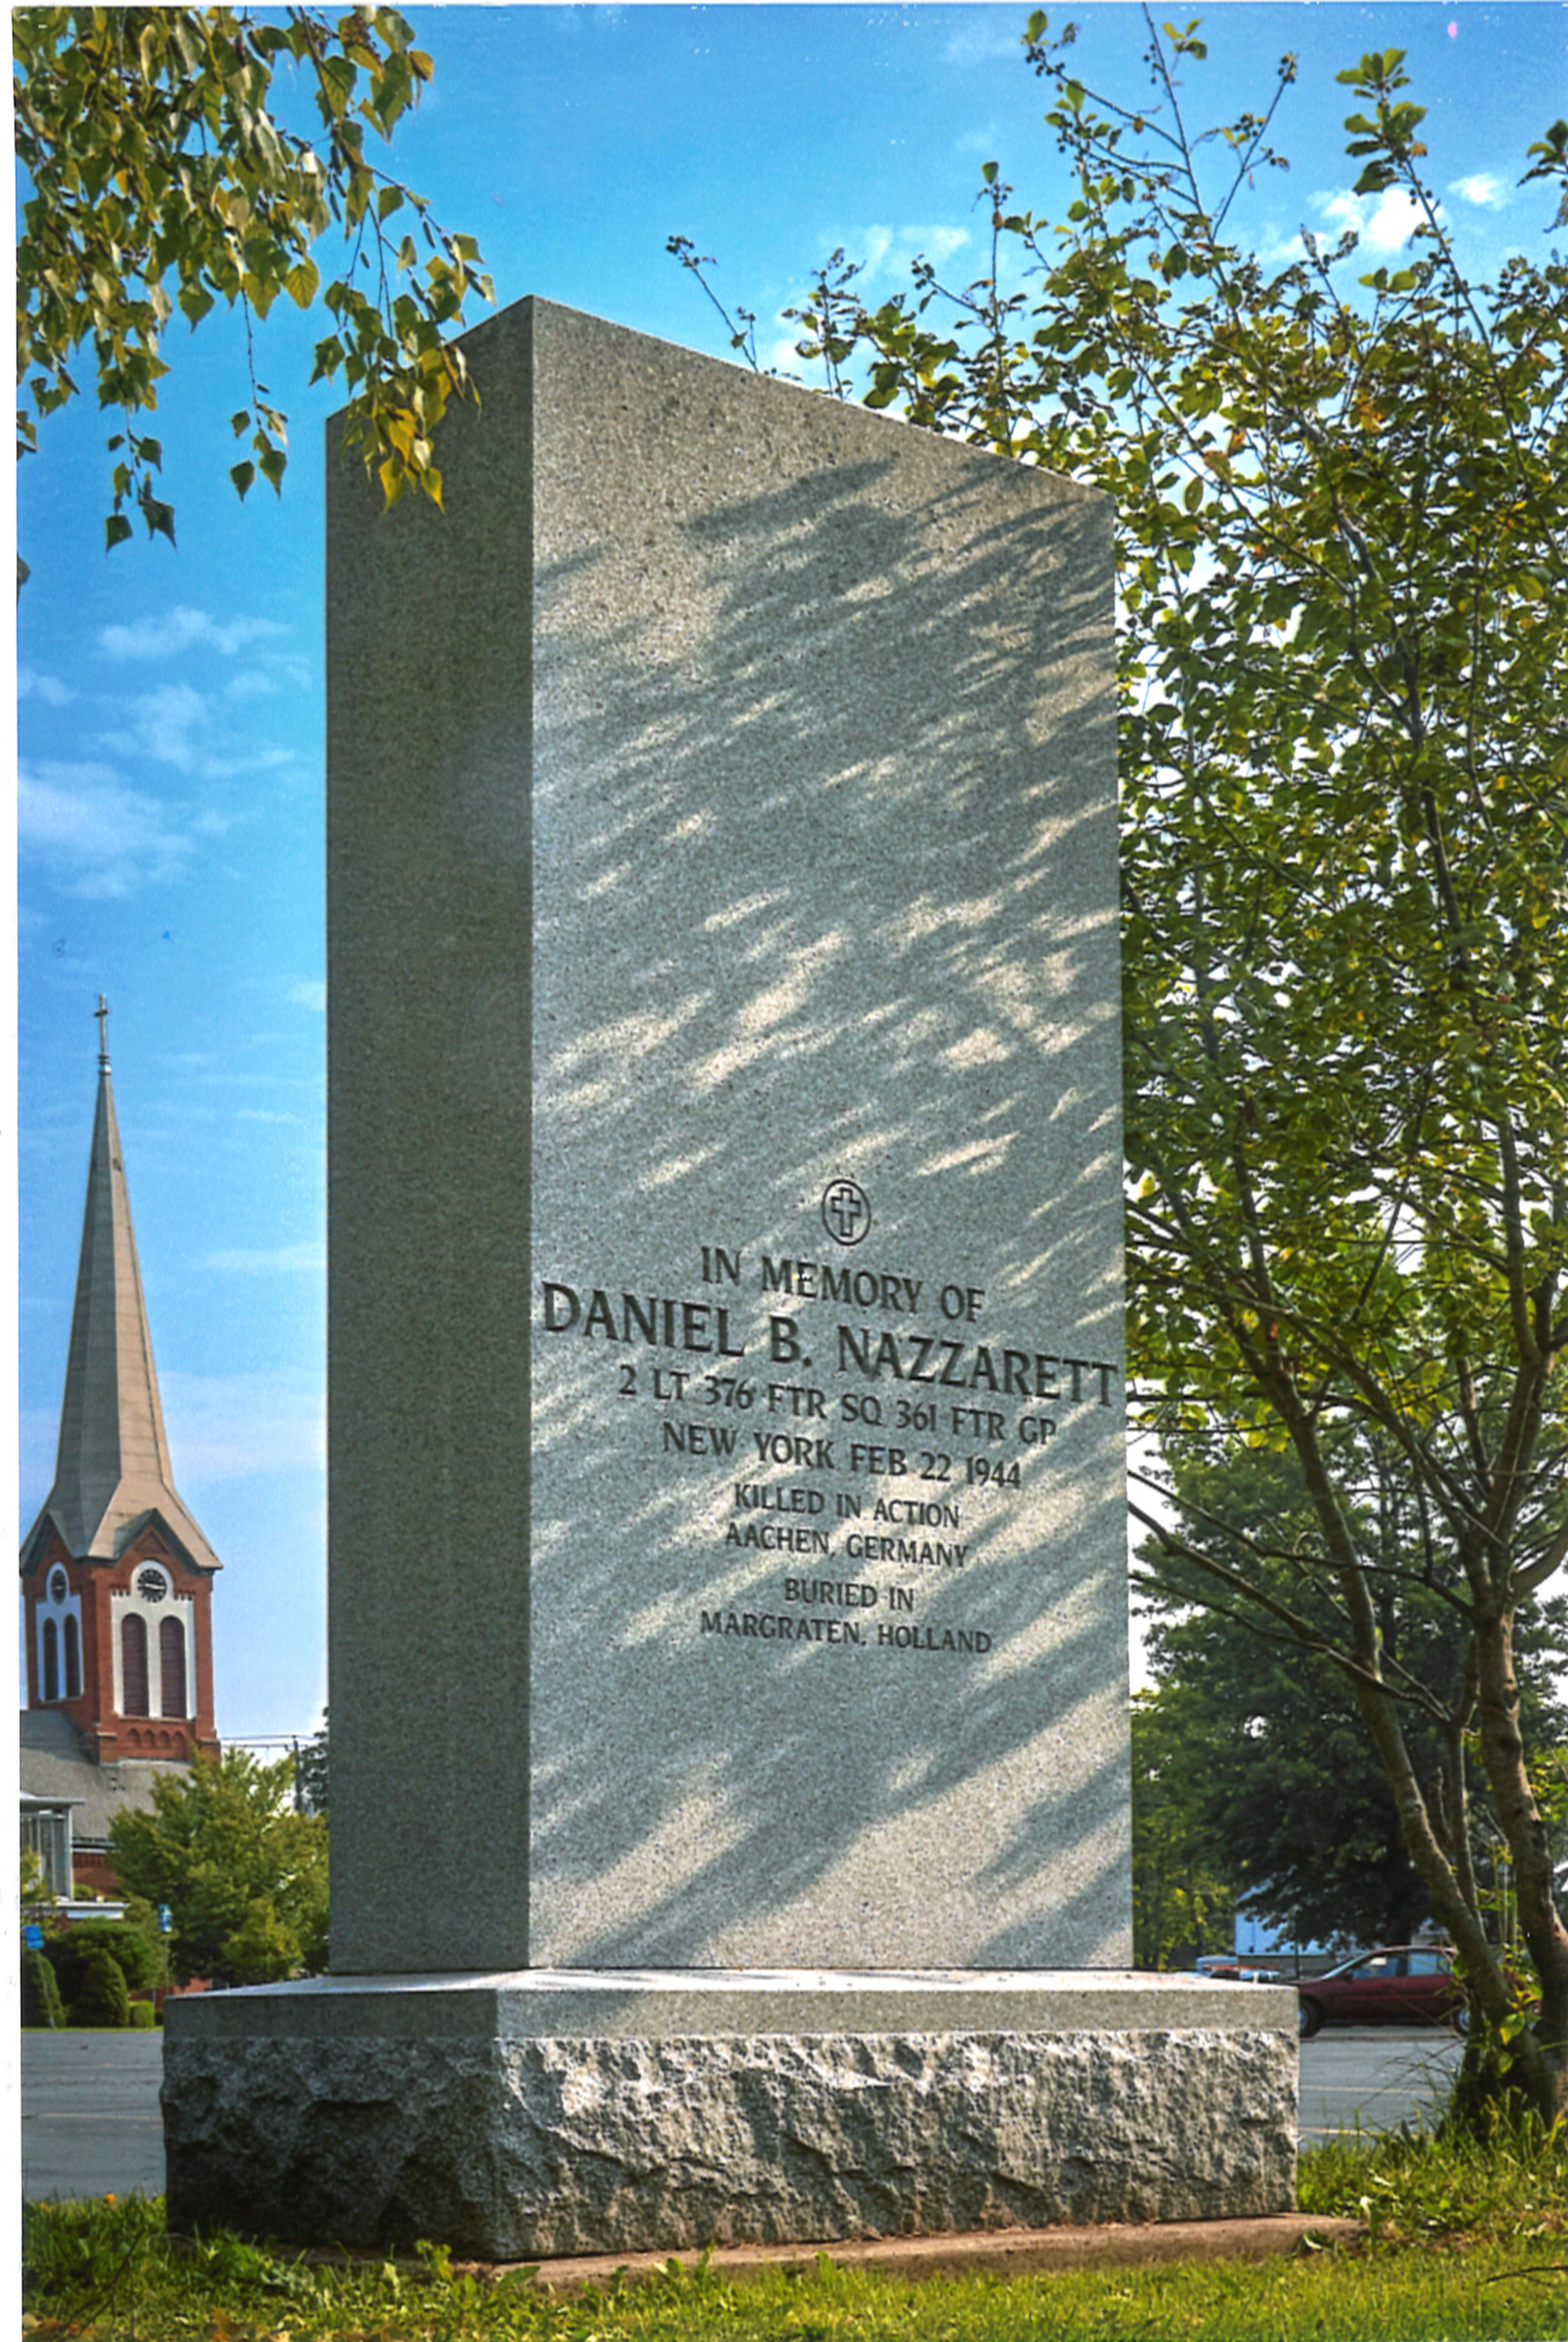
[95,994,110,1069]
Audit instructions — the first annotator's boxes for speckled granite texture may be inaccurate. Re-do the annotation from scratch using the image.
[326,297,1124,1978]
[164,2019,1296,2256]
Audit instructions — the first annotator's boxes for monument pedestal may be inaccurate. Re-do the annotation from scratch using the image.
[164,1972,1296,2258]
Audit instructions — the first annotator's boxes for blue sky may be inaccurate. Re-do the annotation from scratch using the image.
[15,2,1568,1741]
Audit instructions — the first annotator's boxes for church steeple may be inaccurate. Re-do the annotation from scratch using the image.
[26,998,218,1572]
[20,1006,220,1764]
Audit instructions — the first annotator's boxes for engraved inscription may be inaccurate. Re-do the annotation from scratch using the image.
[537,1236,1118,1663]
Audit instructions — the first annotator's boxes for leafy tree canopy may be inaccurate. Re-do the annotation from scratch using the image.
[683,9,1568,2118]
[13,4,492,563]
[1139,1437,1568,1953]
[109,1749,328,1986]
[294,1711,330,1817]
[20,1845,56,1919]
[1130,1689,1234,1970]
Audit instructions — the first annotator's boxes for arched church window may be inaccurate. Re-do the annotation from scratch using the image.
[122,1614,149,1716]
[42,1617,59,1702]
[63,1614,81,1700]
[159,1615,187,1719]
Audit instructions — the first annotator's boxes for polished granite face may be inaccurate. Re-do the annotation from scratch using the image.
[326,297,1126,1978]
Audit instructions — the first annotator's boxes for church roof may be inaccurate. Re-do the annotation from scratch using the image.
[20,1706,189,1845]
[20,1027,220,1579]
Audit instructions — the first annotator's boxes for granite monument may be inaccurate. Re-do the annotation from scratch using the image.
[164,299,1296,2255]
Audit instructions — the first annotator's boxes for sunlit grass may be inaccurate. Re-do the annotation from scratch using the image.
[1300,2113,1568,2242]
[23,2128,1568,2342]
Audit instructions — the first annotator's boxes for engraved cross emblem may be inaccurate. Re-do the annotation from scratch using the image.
[821,1178,872,1248]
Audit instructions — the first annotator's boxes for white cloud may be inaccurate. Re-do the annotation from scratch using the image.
[97,606,288,661]
[920,226,972,266]
[945,19,1023,66]
[286,980,327,1013]
[118,680,209,770]
[803,222,971,306]
[158,1369,325,1479]
[19,761,195,897]
[200,1240,325,1275]
[764,218,977,378]
[1450,172,1508,210]
[18,666,74,708]
[1319,187,1429,255]
[189,746,294,785]
[1256,229,1307,270]
[859,226,894,276]
[862,222,971,284]
[99,679,296,786]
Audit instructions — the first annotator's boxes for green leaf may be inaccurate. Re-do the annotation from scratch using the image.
[104,513,134,551]
[15,3,491,561]
[230,459,256,500]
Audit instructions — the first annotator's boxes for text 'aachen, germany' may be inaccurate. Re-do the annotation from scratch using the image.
[536,1244,1119,1667]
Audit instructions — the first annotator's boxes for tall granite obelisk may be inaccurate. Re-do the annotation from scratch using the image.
[163,299,1297,2255]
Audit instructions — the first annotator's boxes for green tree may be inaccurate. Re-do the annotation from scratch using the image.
[294,1712,330,1817]
[1131,1689,1234,1969]
[19,1845,57,1921]
[1139,1438,1568,1952]
[219,1896,311,1983]
[13,4,492,563]
[688,14,1568,2117]
[109,1749,329,1986]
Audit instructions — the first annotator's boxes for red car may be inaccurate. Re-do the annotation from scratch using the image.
[1296,1945,1467,2038]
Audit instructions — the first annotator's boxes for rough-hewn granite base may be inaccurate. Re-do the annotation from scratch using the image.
[163,1973,1296,2256]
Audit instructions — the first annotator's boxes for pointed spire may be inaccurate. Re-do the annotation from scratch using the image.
[22,1008,220,1575]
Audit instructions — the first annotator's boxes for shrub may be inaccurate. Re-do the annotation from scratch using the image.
[45,1917,157,2007]
[74,1944,131,2028]
[128,1999,157,2029]
[21,1946,64,2029]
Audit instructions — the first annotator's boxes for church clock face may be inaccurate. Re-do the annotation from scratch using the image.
[49,1569,67,1604]
[136,1566,168,1603]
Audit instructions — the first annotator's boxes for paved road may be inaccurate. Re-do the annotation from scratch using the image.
[1298,2025,1463,2141]
[22,2023,1466,2204]
[23,2031,166,2202]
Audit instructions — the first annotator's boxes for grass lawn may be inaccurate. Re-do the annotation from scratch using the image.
[23,2127,1568,2342]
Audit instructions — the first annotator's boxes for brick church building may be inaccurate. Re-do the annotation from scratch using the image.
[19,1004,221,1896]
